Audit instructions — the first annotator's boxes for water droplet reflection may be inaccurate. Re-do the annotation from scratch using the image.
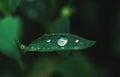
[46,39,51,43]
[75,40,79,43]
[57,37,68,46]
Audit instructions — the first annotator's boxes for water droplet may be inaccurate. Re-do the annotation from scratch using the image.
[57,37,68,46]
[37,47,40,50]
[75,40,79,43]
[46,39,51,43]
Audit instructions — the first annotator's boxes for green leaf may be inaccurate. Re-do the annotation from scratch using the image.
[47,16,71,57]
[0,0,21,14]
[26,33,96,52]
[0,16,22,60]
[55,53,96,77]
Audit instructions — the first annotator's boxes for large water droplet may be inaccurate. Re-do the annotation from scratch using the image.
[57,37,68,46]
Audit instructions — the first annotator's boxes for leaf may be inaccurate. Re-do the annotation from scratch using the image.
[55,53,96,77]
[0,0,21,14]
[48,16,71,57]
[0,16,22,60]
[26,33,96,52]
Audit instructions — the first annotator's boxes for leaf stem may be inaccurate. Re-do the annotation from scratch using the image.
[18,59,27,71]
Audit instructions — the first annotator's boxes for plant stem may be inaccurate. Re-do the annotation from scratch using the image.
[18,59,27,71]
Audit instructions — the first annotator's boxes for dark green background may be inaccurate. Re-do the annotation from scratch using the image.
[0,0,120,77]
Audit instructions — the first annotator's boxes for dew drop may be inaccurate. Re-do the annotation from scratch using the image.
[75,40,79,43]
[46,39,51,43]
[37,47,40,50]
[57,37,68,46]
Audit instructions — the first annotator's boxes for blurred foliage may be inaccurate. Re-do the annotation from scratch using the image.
[19,0,64,25]
[113,9,120,55]
[0,16,22,60]
[27,55,56,77]
[1,0,115,77]
[48,16,70,33]
[0,0,21,14]
[56,53,96,77]
[26,52,96,77]
[20,0,49,24]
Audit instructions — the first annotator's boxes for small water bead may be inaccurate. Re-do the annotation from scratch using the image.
[75,40,79,43]
[46,39,51,43]
[37,47,40,50]
[57,37,68,46]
